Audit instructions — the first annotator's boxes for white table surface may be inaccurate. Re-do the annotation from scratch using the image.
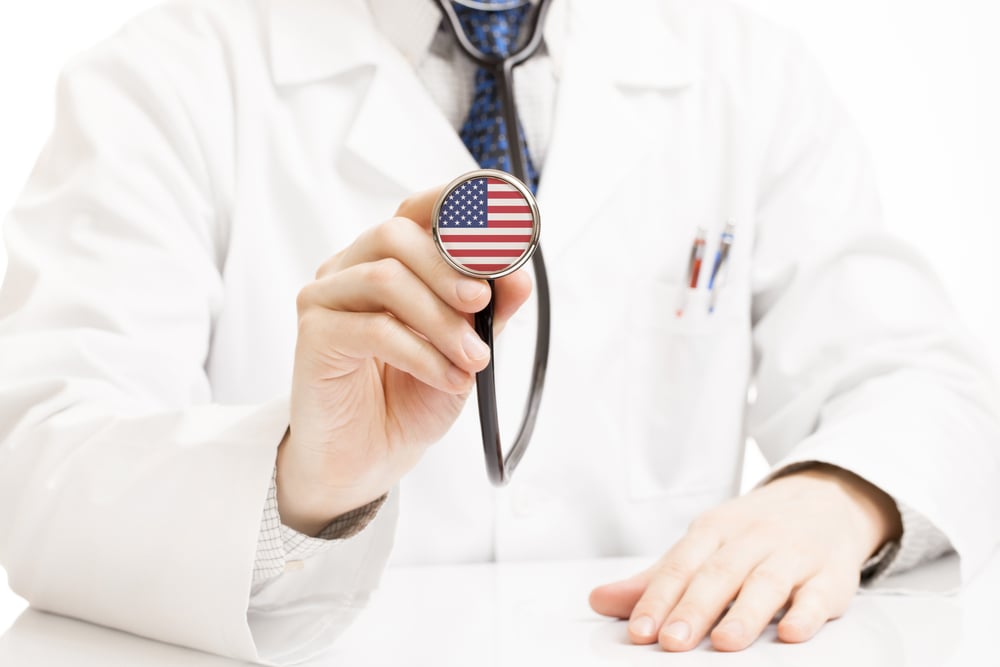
[0,552,994,666]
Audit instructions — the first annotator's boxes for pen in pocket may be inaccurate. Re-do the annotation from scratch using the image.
[675,227,707,318]
[707,222,735,314]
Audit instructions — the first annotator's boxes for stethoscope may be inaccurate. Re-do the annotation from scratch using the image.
[432,0,553,486]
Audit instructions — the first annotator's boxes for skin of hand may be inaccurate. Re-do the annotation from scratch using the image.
[277,187,532,535]
[589,464,903,651]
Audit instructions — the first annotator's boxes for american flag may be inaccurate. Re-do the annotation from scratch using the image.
[437,177,534,275]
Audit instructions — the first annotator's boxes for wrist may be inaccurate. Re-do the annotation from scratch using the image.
[782,463,903,560]
[276,429,386,536]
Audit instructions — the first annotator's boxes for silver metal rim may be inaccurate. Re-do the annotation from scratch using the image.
[431,168,541,280]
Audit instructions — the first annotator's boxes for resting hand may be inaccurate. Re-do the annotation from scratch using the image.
[589,464,902,651]
[278,187,532,535]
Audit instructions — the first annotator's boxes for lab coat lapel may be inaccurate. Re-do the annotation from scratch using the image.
[538,0,696,259]
[266,0,377,85]
[342,55,478,194]
[266,0,475,195]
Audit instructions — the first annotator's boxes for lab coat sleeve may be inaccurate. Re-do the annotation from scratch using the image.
[0,7,395,664]
[747,39,1000,585]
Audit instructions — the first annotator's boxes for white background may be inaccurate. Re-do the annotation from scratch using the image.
[1,0,999,630]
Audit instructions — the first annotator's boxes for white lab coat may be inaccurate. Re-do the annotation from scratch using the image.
[1,0,998,663]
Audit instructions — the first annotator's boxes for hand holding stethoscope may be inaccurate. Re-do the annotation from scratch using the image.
[281,1,550,526]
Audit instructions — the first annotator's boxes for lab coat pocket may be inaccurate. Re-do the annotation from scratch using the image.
[624,281,749,500]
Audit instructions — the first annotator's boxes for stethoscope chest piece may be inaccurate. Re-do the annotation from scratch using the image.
[432,169,540,281]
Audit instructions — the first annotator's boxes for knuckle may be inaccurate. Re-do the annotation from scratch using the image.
[395,195,419,217]
[654,559,694,586]
[668,601,701,624]
[295,283,318,314]
[630,595,668,622]
[743,516,776,535]
[746,517,788,540]
[688,510,722,535]
[746,566,792,594]
[366,257,407,287]
[314,253,340,279]
[369,218,403,253]
[793,592,834,622]
[368,312,400,344]
[699,557,743,584]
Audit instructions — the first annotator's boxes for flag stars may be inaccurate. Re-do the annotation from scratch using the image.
[442,177,510,236]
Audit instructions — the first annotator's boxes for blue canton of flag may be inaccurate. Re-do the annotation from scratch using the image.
[440,178,489,229]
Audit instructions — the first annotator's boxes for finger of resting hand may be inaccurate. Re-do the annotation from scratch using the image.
[299,308,472,394]
[710,552,815,652]
[301,259,490,373]
[625,533,721,645]
[657,540,774,651]
[777,570,857,644]
[589,566,657,620]
[322,216,491,314]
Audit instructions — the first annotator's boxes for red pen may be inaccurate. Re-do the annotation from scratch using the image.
[675,227,707,318]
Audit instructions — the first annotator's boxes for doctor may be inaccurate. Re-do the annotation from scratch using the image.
[1,0,998,664]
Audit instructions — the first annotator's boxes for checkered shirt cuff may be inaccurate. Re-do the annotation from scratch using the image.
[253,468,388,584]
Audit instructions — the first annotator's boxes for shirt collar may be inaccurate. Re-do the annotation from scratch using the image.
[366,0,565,73]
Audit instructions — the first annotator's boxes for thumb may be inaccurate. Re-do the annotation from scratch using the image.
[394,186,448,230]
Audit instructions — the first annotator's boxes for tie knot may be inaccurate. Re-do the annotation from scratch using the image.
[451,1,531,58]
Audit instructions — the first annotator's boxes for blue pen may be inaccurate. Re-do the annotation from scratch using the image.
[707,222,735,314]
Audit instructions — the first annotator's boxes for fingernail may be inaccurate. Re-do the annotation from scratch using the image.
[663,621,691,642]
[629,615,656,639]
[717,620,744,638]
[457,280,487,303]
[462,331,490,361]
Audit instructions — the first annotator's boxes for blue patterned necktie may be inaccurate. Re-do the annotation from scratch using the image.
[453,1,540,193]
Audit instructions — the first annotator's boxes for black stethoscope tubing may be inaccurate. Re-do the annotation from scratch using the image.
[434,0,553,486]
